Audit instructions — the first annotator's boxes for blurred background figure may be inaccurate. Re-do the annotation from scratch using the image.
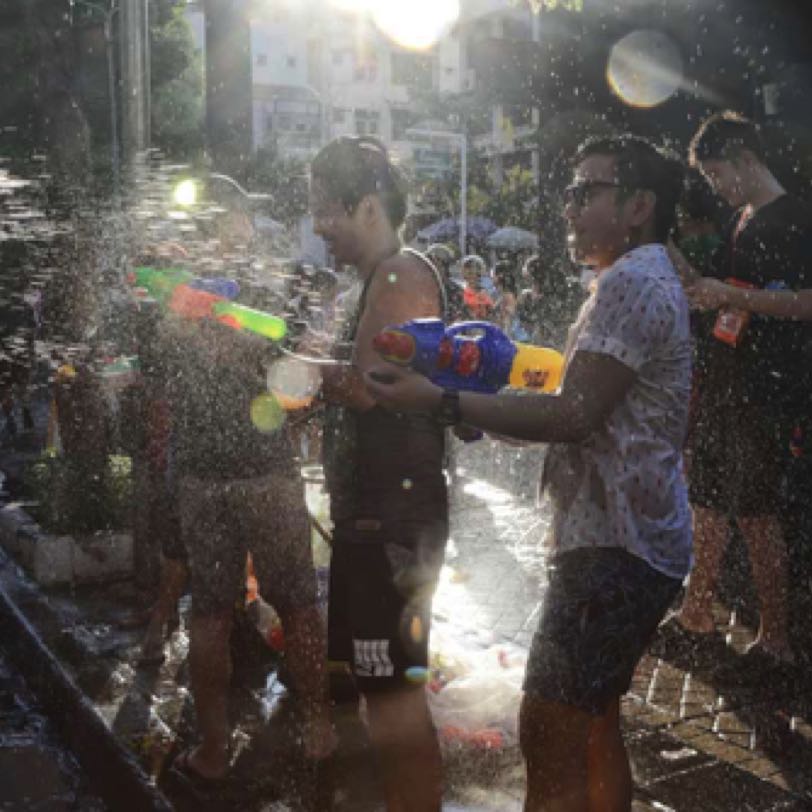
[426,243,465,323]
[493,259,529,341]
[460,254,495,321]
[676,168,730,273]
[675,168,730,474]
[517,253,584,349]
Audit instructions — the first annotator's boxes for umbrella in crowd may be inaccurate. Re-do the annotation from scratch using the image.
[486,226,539,251]
[417,216,497,243]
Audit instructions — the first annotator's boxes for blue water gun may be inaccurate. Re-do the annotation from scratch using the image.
[372,318,563,394]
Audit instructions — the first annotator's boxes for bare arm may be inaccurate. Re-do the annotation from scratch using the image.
[321,254,442,410]
[365,349,636,444]
[688,277,812,320]
[666,239,701,288]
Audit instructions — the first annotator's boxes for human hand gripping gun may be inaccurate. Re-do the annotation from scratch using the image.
[372,318,564,394]
[129,266,287,341]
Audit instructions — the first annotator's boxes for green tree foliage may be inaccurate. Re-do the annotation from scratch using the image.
[416,147,539,232]
[243,143,309,225]
[150,0,204,158]
[0,3,39,159]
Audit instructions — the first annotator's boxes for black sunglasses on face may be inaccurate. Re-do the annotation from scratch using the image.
[563,180,625,208]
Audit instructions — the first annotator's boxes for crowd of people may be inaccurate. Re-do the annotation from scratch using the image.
[111,111,812,811]
[422,241,584,351]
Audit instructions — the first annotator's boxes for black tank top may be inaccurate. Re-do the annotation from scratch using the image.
[322,249,448,529]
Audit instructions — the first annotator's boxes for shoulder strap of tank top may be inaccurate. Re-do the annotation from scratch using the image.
[400,246,448,320]
[351,248,448,341]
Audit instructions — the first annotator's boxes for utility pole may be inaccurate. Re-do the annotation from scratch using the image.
[204,0,253,178]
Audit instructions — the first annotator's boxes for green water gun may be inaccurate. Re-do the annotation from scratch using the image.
[129,266,287,342]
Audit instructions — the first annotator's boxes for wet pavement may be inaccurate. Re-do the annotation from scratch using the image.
[0,650,107,811]
[1,425,812,810]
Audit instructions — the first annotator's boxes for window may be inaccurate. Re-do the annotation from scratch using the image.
[391,51,432,87]
[332,51,343,66]
[355,109,380,136]
[504,103,533,129]
[286,55,297,69]
[353,59,378,82]
[333,108,348,124]
[256,53,268,66]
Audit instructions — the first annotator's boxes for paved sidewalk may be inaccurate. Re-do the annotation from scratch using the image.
[441,439,812,811]
[0,428,810,810]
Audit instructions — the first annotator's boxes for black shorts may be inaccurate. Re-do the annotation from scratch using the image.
[523,547,681,715]
[688,398,789,516]
[327,518,448,693]
[179,473,317,616]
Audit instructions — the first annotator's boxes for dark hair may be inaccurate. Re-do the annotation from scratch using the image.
[522,254,541,286]
[311,135,408,229]
[689,111,766,166]
[493,260,517,295]
[461,254,486,275]
[679,168,730,228]
[426,243,454,270]
[572,134,685,242]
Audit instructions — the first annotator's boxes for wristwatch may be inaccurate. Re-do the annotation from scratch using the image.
[435,389,462,426]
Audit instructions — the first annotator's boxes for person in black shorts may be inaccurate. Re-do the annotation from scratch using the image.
[309,135,448,810]
[368,135,691,812]
[673,112,812,664]
[151,181,334,788]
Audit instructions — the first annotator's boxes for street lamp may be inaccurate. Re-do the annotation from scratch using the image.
[407,127,468,257]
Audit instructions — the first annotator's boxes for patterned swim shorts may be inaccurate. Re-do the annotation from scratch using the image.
[523,546,681,715]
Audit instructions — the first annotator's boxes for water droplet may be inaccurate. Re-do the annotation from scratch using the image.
[250,394,286,433]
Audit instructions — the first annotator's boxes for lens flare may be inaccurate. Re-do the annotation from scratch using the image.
[371,0,460,51]
[172,179,198,207]
[606,29,683,109]
[250,393,286,433]
[410,615,424,643]
[266,357,321,410]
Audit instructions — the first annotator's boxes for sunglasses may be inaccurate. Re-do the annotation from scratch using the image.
[563,180,625,208]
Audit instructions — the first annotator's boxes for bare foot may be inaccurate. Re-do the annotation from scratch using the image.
[173,745,229,781]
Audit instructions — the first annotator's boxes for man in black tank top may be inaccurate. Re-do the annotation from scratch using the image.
[310,136,447,811]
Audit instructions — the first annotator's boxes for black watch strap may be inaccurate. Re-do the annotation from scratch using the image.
[435,389,462,427]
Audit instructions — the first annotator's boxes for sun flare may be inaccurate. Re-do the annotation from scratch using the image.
[328,0,460,50]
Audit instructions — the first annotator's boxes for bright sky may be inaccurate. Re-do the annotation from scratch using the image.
[327,0,461,50]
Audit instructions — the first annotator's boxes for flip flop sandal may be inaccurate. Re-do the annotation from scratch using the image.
[168,749,231,800]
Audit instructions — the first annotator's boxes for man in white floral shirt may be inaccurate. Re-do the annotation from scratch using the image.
[366,135,691,812]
